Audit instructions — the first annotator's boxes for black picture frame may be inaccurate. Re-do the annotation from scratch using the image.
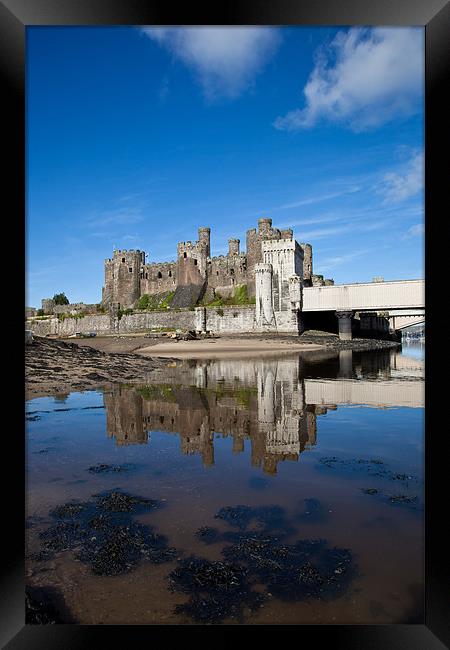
[5,0,448,646]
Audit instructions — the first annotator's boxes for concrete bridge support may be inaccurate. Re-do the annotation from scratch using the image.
[336,311,353,341]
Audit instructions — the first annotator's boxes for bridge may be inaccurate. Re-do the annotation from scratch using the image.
[302,279,424,340]
[385,310,425,330]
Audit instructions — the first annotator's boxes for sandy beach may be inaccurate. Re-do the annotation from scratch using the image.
[137,337,323,358]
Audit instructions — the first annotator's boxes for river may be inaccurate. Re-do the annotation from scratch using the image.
[25,342,424,625]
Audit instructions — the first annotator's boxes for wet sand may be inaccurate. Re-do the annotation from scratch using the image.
[137,338,323,358]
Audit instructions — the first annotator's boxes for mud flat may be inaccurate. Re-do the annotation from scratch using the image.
[25,337,174,399]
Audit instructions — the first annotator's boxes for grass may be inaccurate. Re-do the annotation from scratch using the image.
[201,284,256,308]
[137,291,175,311]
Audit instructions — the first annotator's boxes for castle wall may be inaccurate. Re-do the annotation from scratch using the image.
[27,310,196,337]
[27,314,111,337]
[177,256,205,287]
[195,306,256,334]
[207,253,247,292]
[140,262,177,296]
[117,310,196,332]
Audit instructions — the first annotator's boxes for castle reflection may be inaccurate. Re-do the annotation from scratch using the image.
[103,349,423,474]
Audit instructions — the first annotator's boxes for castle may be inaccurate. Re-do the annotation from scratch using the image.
[102,217,334,333]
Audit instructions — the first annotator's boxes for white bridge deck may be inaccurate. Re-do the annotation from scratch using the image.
[302,279,424,312]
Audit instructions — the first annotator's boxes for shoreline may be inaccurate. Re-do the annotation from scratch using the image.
[26,333,401,399]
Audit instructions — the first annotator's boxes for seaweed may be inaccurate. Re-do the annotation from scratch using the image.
[36,490,177,576]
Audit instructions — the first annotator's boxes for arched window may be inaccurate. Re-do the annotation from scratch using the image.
[157,271,162,279]
[194,259,197,266]
[169,270,172,277]
[183,252,187,258]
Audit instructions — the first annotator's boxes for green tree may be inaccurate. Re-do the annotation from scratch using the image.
[53,292,69,305]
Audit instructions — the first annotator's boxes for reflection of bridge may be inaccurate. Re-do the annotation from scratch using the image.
[305,379,424,409]
[303,279,424,339]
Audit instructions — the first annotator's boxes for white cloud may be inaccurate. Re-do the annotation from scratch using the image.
[381,151,423,203]
[402,223,424,240]
[274,27,423,131]
[141,26,280,100]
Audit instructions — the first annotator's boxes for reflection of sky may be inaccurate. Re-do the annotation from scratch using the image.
[400,342,425,361]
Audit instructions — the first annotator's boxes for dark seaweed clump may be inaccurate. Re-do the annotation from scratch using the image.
[168,557,265,624]
[388,494,419,504]
[36,491,177,575]
[87,463,136,474]
[172,503,356,623]
[222,532,354,602]
[318,457,417,484]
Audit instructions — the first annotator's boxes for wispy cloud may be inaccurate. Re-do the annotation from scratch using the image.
[274,27,423,132]
[87,207,144,228]
[141,26,280,100]
[317,249,370,274]
[379,151,423,203]
[402,223,424,240]
[277,186,361,211]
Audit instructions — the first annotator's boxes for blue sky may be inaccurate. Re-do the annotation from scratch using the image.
[26,26,424,307]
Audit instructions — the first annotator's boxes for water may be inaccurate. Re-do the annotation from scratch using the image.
[25,343,424,625]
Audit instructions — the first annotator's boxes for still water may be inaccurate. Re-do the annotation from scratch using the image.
[26,344,424,625]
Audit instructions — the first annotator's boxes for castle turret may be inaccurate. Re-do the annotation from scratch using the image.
[103,249,143,308]
[198,227,211,257]
[300,243,313,286]
[228,238,240,256]
[255,263,276,330]
[258,217,273,236]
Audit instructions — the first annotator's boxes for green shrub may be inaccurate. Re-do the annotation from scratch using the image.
[36,309,45,317]
[117,308,133,320]
[53,293,69,305]
[137,294,151,310]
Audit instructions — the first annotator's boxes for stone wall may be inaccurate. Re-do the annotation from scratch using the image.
[53,303,98,315]
[27,310,197,337]
[118,310,196,333]
[28,315,111,337]
[140,262,177,296]
[195,306,256,334]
